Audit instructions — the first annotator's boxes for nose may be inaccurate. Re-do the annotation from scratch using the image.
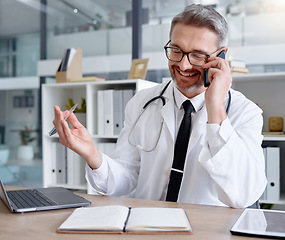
[179,54,193,71]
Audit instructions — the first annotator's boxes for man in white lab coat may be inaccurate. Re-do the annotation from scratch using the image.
[53,4,267,208]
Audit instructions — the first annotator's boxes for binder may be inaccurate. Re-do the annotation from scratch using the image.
[260,148,267,200]
[103,90,114,136]
[97,89,134,136]
[97,90,104,135]
[122,89,134,110]
[113,90,123,135]
[263,147,280,201]
[67,48,76,69]
[66,149,85,186]
[51,142,57,185]
[52,142,67,184]
[59,49,69,71]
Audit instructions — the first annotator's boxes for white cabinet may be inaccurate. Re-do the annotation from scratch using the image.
[42,79,157,191]
[232,72,285,204]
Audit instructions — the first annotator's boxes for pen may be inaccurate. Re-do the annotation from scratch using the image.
[49,103,78,136]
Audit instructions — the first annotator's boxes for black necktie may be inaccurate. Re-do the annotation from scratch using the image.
[166,100,194,202]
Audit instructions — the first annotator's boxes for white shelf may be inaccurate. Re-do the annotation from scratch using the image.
[260,193,285,205]
[42,79,157,191]
[263,132,285,141]
[263,136,285,141]
[232,72,285,82]
[233,72,285,205]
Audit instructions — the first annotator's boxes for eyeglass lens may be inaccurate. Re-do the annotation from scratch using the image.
[165,47,207,66]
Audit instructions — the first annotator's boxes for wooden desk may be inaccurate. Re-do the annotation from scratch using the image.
[0,187,261,240]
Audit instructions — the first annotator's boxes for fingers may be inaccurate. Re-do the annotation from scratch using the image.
[53,106,72,141]
[203,57,228,71]
[60,119,73,144]
[53,106,64,135]
[53,106,70,123]
[55,112,75,148]
[203,56,232,100]
[68,112,83,129]
[203,55,231,82]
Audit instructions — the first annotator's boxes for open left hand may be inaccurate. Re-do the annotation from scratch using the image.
[53,106,102,169]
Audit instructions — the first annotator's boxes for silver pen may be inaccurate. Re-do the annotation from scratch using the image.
[49,103,78,136]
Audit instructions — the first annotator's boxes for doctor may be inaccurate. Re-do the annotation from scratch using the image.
[53,4,267,208]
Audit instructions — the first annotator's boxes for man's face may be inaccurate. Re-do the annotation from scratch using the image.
[169,23,219,98]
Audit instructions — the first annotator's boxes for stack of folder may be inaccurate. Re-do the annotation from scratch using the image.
[97,89,135,136]
[50,142,85,186]
[261,147,280,202]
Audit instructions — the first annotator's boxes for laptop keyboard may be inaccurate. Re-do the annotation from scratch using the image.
[7,189,57,209]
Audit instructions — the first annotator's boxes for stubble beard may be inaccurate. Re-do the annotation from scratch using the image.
[170,68,204,92]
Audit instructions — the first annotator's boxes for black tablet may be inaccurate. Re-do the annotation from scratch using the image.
[231,208,285,238]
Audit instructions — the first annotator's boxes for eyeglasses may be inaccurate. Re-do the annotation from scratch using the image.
[164,40,223,67]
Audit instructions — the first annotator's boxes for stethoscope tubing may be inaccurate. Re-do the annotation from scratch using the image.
[128,80,231,151]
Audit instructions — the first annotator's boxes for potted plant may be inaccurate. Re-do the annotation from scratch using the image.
[66,97,86,126]
[17,126,37,162]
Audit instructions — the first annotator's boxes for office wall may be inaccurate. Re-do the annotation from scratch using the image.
[47,23,170,59]
[43,11,285,67]
[229,12,285,46]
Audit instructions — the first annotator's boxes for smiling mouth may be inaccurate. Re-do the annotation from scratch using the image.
[177,69,199,77]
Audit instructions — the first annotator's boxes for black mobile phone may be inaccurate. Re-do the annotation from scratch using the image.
[203,50,226,87]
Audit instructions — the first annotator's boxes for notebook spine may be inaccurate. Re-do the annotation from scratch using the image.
[123,207,132,232]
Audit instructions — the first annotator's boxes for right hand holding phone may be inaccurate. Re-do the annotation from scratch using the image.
[202,49,232,125]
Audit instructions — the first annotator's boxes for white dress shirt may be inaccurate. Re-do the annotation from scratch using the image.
[86,81,267,208]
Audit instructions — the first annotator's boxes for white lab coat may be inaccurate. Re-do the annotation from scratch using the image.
[86,81,267,208]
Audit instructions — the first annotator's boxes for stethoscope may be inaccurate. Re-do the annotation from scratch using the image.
[128,80,231,152]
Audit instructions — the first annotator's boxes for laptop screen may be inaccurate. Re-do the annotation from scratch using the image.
[0,180,13,211]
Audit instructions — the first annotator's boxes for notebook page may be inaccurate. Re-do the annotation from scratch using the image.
[126,207,191,232]
[58,205,129,231]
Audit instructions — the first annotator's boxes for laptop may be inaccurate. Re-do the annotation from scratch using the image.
[0,179,91,213]
[231,208,285,238]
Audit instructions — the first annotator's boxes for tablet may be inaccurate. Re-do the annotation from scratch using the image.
[231,208,285,238]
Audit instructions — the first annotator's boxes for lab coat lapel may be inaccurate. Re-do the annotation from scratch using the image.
[188,104,207,153]
[160,82,175,142]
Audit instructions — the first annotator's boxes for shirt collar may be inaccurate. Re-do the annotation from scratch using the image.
[173,85,205,112]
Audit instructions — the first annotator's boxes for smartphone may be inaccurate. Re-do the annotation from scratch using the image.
[203,50,226,87]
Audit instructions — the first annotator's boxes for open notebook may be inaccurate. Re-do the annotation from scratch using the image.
[57,205,192,234]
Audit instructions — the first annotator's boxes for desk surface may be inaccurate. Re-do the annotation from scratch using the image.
[0,186,263,240]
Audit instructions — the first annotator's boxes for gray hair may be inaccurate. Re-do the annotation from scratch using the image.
[170,4,228,48]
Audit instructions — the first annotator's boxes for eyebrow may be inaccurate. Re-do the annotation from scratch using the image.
[169,43,208,55]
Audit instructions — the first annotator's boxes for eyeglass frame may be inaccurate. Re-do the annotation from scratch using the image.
[164,40,225,67]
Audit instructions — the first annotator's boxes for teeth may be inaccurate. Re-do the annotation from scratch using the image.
[181,72,190,76]
[178,70,195,77]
